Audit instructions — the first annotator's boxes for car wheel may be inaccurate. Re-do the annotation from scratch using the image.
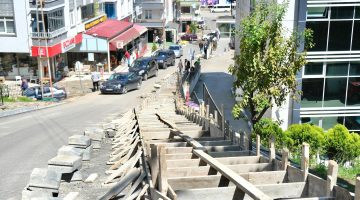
[143,73,148,81]
[155,69,159,77]
[122,87,128,94]
[136,81,142,90]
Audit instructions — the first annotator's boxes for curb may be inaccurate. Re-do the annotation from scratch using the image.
[0,101,67,118]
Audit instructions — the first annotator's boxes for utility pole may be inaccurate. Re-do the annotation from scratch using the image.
[35,0,44,98]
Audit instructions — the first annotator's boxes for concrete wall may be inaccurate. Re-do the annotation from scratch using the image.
[0,1,31,53]
[117,0,134,20]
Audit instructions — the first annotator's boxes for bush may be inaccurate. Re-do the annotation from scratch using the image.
[324,124,360,164]
[285,124,325,157]
[253,118,285,149]
[189,23,198,34]
[151,43,157,52]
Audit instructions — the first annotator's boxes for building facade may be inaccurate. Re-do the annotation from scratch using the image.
[235,0,360,131]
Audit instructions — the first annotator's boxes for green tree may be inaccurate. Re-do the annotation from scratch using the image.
[324,124,360,164]
[189,23,198,34]
[151,42,157,52]
[285,124,325,158]
[229,0,313,128]
[253,118,285,149]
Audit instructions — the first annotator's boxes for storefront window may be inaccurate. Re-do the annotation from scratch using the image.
[81,4,95,22]
[301,117,320,126]
[344,116,360,131]
[306,21,328,51]
[323,78,347,107]
[328,21,352,51]
[304,63,323,75]
[326,63,348,76]
[322,117,343,130]
[301,78,324,108]
[347,77,360,106]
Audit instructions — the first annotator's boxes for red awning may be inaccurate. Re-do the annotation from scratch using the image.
[86,19,132,39]
[109,24,148,51]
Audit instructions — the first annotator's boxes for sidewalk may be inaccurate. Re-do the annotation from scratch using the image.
[193,38,251,134]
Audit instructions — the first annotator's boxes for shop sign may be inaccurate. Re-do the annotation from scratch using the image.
[61,37,76,53]
[85,15,107,30]
[38,47,47,56]
[116,41,124,49]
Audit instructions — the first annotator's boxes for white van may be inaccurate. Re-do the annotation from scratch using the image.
[210,5,231,13]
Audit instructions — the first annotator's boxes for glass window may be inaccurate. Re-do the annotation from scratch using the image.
[350,62,360,76]
[81,4,95,22]
[347,77,360,106]
[307,7,329,19]
[0,21,4,32]
[324,78,347,107]
[301,117,320,126]
[331,6,354,19]
[326,63,348,76]
[48,9,64,32]
[356,7,360,18]
[328,21,352,51]
[0,17,15,34]
[344,116,360,130]
[322,117,344,130]
[105,2,116,19]
[304,63,323,75]
[306,21,328,51]
[352,21,360,50]
[301,78,324,108]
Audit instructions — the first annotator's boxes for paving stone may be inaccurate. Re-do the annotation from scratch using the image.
[84,173,99,183]
[28,168,61,192]
[84,127,105,140]
[63,192,79,200]
[91,140,101,149]
[22,190,58,200]
[80,144,93,161]
[68,135,91,147]
[48,155,82,174]
[57,145,83,157]
[70,170,82,182]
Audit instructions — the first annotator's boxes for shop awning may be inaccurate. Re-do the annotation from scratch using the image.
[86,19,133,39]
[109,25,148,51]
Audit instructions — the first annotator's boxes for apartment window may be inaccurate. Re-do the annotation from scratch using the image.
[181,7,191,14]
[304,63,323,75]
[326,63,348,76]
[355,6,360,18]
[47,9,65,32]
[70,10,75,27]
[331,6,354,19]
[301,78,324,108]
[144,10,152,19]
[105,3,116,19]
[81,4,95,22]
[306,21,328,51]
[328,21,352,51]
[307,7,329,19]
[0,17,15,34]
[353,21,360,50]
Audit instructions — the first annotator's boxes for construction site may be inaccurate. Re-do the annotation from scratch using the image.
[21,72,360,200]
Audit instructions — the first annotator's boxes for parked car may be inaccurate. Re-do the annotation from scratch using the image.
[129,57,158,80]
[181,33,198,41]
[202,31,216,40]
[152,50,176,69]
[169,45,183,58]
[24,86,67,100]
[100,72,142,94]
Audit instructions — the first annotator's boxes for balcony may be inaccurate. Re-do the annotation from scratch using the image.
[29,0,65,10]
[31,26,67,39]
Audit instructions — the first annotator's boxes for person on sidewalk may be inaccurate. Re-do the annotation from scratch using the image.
[199,41,204,55]
[91,71,100,91]
[178,59,183,74]
[20,78,28,95]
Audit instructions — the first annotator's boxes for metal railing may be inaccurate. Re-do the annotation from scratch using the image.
[203,82,223,130]
[31,26,67,39]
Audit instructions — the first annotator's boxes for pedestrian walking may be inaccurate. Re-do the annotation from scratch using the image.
[21,78,28,95]
[125,50,131,67]
[199,42,204,54]
[178,59,183,74]
[91,71,100,91]
[186,60,191,72]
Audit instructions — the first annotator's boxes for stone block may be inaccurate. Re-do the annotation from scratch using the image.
[22,190,57,200]
[70,170,82,182]
[57,145,83,157]
[84,173,99,183]
[68,135,91,148]
[91,140,101,149]
[48,155,82,174]
[63,192,79,200]
[27,168,61,193]
[84,127,105,140]
[80,144,93,161]
[106,130,116,138]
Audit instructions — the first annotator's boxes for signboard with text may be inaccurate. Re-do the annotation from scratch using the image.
[85,15,107,30]
[61,37,76,53]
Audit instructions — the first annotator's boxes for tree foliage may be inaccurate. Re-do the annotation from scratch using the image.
[253,118,285,149]
[151,42,157,52]
[229,0,313,128]
[285,124,325,157]
[324,124,360,164]
[189,23,198,34]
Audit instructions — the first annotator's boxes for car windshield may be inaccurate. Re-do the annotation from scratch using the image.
[109,74,128,80]
[131,60,147,68]
[169,46,180,50]
[155,52,167,57]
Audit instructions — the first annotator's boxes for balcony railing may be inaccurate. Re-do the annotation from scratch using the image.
[31,26,67,39]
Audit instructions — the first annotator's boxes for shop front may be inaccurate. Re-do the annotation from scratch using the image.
[31,33,83,82]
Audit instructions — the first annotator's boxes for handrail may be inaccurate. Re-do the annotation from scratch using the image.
[203,82,223,118]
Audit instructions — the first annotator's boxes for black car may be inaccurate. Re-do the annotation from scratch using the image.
[100,72,142,94]
[152,50,176,69]
[129,57,158,80]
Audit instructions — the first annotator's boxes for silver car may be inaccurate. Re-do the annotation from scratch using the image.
[169,45,183,58]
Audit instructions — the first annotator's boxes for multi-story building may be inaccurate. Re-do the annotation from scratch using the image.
[101,0,134,21]
[235,0,360,132]
[176,0,200,33]
[134,0,174,42]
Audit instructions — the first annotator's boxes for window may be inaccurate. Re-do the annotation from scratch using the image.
[347,77,360,106]
[105,2,116,19]
[323,117,344,130]
[326,63,348,76]
[352,21,360,50]
[323,78,347,107]
[306,21,328,51]
[47,9,65,32]
[144,10,152,19]
[181,7,191,14]
[307,7,329,19]
[81,4,95,22]
[0,17,15,34]
[304,63,323,75]
[328,21,352,51]
[330,6,354,19]
[356,7,360,18]
[350,62,360,76]
[344,116,360,130]
[70,10,75,27]
[301,78,324,108]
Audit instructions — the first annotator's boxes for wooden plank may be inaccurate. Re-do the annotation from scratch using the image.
[165,153,195,160]
[166,156,261,168]
[192,149,272,200]
[205,145,241,152]
[256,182,307,199]
[167,159,201,168]
[165,147,193,154]
[209,151,252,158]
